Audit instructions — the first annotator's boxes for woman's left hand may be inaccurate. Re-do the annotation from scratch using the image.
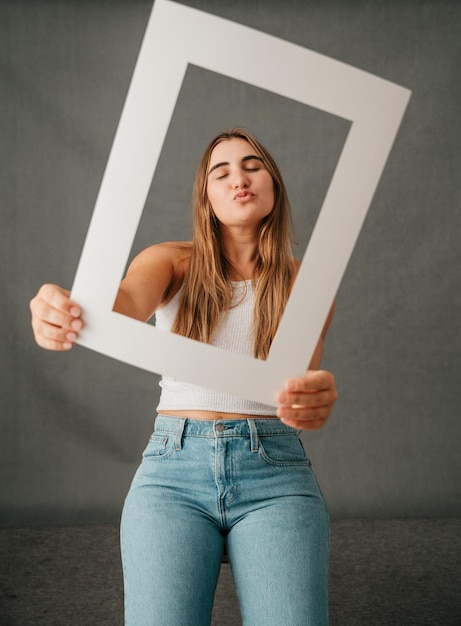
[277,369,338,430]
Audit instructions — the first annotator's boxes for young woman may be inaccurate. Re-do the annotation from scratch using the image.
[30,128,337,625]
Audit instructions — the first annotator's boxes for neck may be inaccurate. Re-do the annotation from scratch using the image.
[220,230,259,281]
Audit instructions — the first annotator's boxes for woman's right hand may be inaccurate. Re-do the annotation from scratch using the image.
[30,284,83,351]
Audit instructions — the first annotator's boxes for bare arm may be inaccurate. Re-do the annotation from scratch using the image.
[113,243,188,321]
[30,242,190,351]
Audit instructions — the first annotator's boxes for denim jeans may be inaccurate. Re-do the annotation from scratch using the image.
[120,415,329,626]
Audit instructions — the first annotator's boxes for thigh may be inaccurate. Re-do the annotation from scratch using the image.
[120,432,224,626]
[227,444,330,626]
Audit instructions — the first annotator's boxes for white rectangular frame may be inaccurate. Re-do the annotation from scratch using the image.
[71,0,411,406]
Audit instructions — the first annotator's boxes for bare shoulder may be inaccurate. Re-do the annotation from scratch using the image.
[155,241,193,258]
[127,242,192,306]
[135,240,191,258]
[129,241,192,274]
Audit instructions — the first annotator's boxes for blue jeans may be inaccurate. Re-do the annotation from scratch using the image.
[120,415,329,625]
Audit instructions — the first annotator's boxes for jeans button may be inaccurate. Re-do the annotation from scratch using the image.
[215,423,225,432]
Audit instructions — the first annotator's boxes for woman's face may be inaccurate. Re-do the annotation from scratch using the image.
[206,138,275,231]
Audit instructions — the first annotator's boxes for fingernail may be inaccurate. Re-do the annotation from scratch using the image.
[71,319,82,331]
[70,307,81,317]
[279,392,288,404]
[63,342,72,350]
[66,332,77,342]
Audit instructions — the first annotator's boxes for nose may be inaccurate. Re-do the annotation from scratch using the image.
[231,168,250,189]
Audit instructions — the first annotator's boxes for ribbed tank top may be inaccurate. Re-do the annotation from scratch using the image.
[155,280,277,414]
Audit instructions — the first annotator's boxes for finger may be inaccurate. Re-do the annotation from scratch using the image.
[33,284,81,321]
[31,298,81,332]
[30,285,82,330]
[285,370,334,393]
[32,316,79,351]
[34,318,78,344]
[277,403,332,424]
[38,284,75,312]
[280,415,327,431]
[33,326,75,351]
[277,405,332,431]
[30,284,83,351]
[278,387,335,408]
[35,337,74,351]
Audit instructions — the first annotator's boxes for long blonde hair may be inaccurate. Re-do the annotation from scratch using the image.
[171,128,296,359]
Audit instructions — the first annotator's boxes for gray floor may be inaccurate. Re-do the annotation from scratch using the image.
[1,518,460,625]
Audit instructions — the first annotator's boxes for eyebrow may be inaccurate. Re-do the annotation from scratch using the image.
[208,154,264,175]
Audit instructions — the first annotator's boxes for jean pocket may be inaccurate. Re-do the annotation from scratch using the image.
[142,433,176,461]
[258,434,311,467]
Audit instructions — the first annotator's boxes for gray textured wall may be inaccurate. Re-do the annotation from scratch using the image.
[1,0,460,526]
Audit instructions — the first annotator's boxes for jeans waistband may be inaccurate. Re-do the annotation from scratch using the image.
[155,414,299,438]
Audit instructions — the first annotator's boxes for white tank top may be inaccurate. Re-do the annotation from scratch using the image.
[155,280,277,414]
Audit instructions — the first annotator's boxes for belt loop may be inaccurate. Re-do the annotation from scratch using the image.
[174,418,186,451]
[247,419,259,453]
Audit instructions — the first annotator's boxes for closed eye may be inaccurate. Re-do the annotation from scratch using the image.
[208,155,264,178]
[242,155,264,169]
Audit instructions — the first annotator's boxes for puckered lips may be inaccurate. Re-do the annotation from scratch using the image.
[233,190,255,202]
